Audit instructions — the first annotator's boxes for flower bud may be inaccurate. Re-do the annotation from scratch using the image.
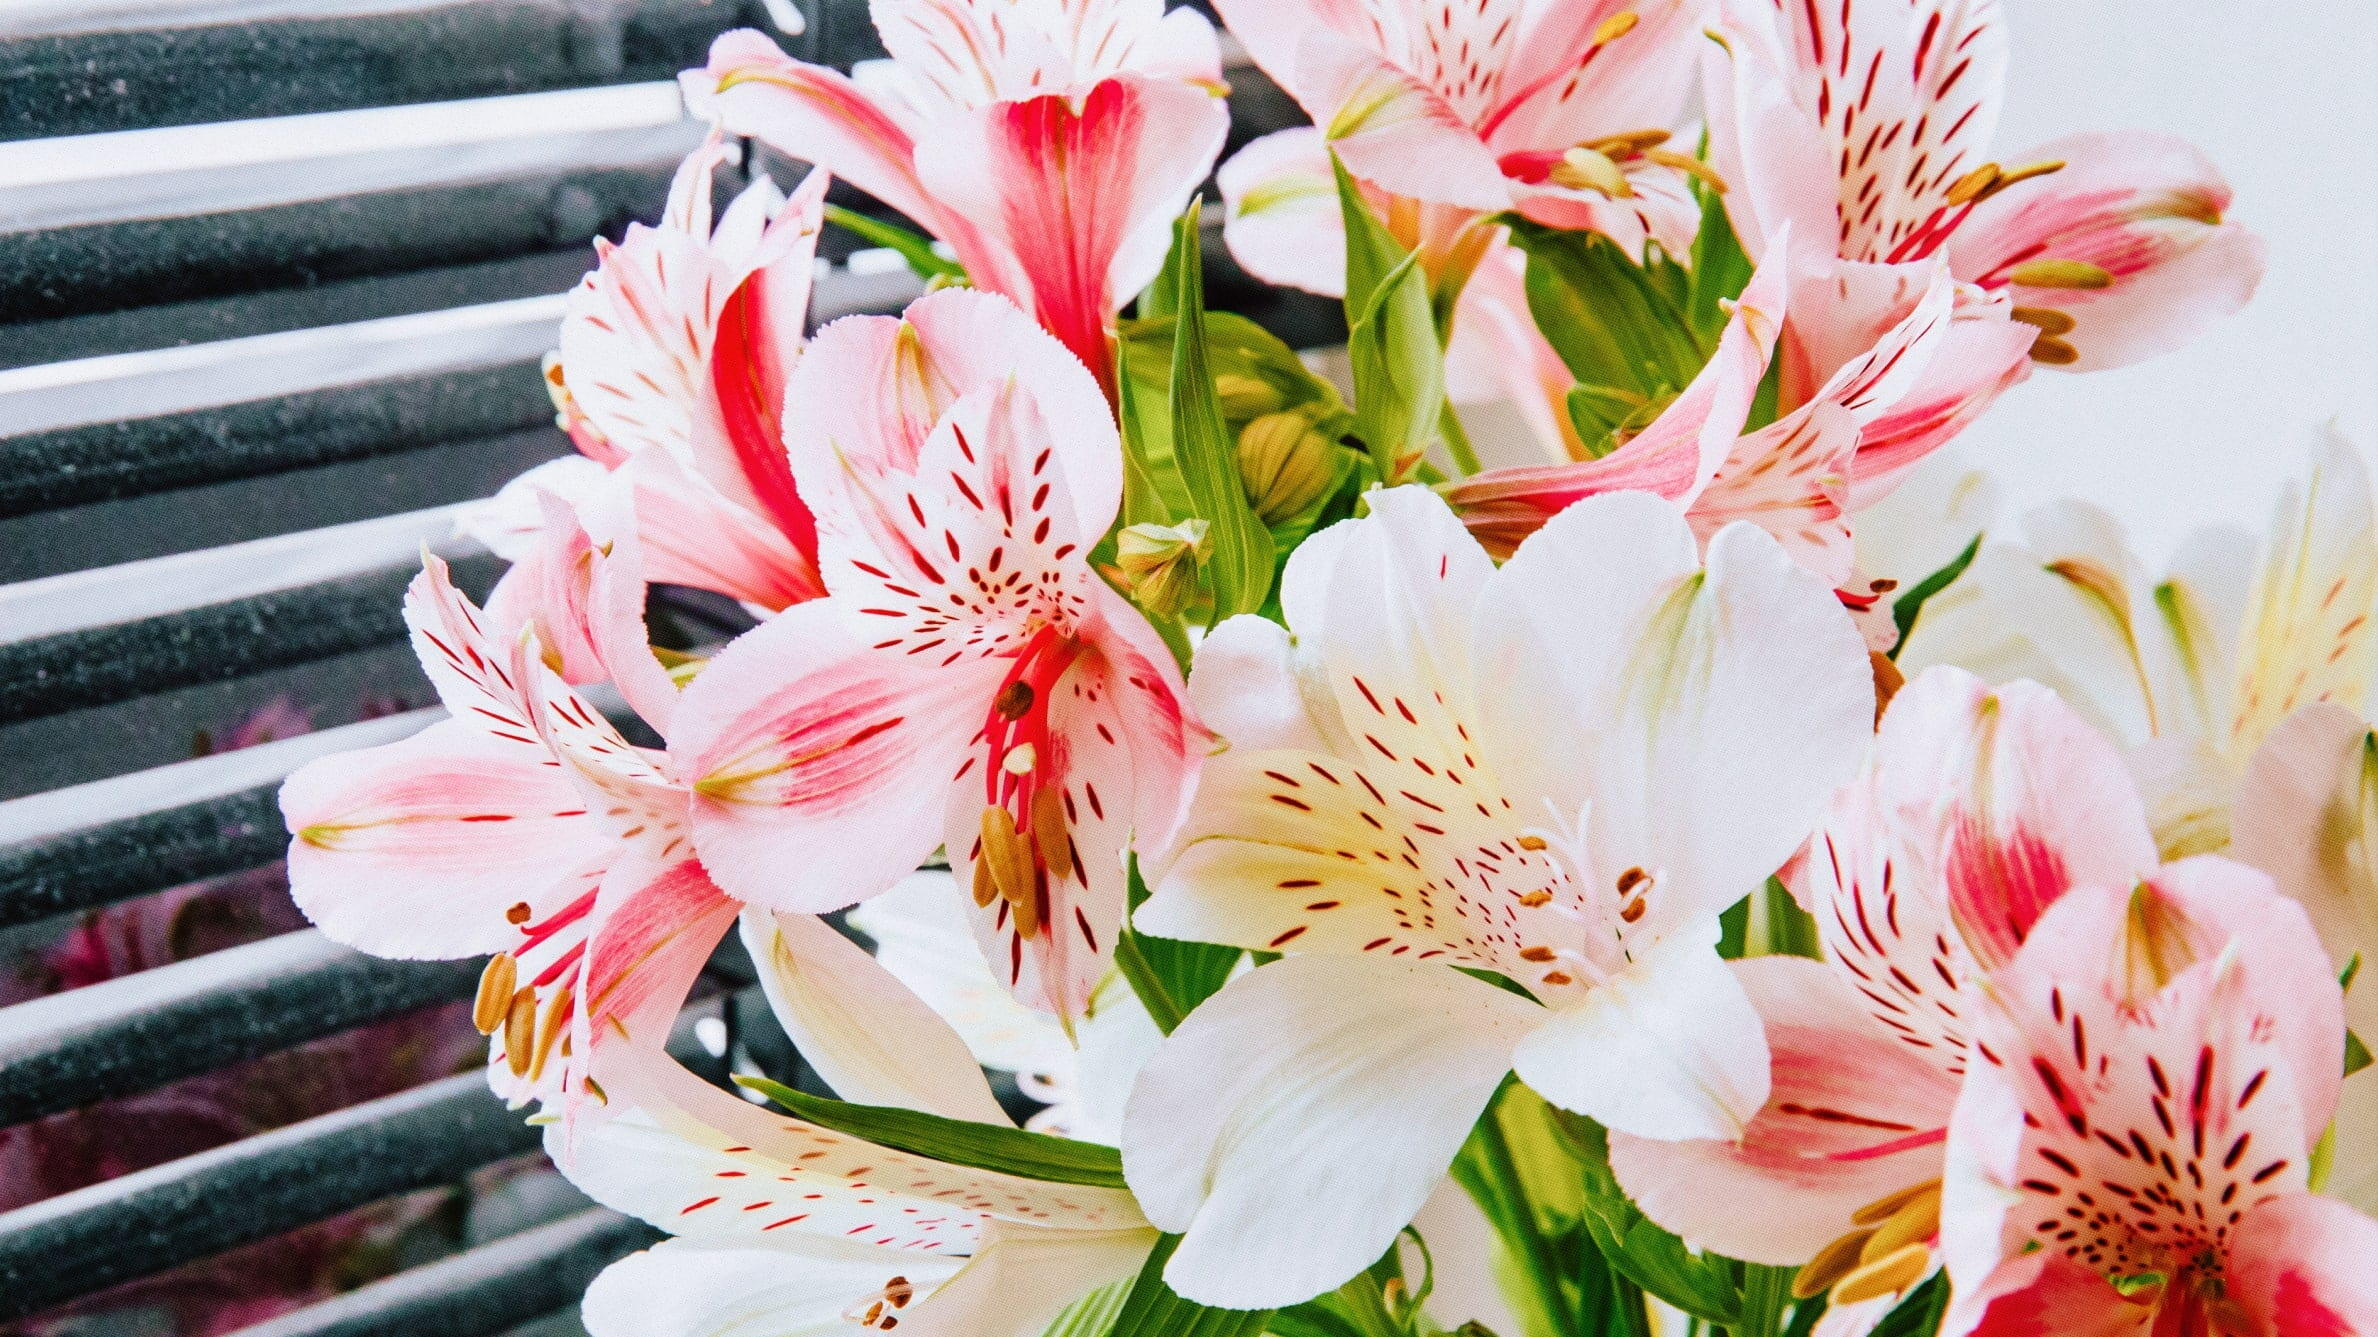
[1115,519,1211,619]
[1236,411,1337,524]
[1213,373,1286,420]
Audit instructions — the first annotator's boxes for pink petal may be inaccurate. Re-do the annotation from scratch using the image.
[1289,26,1512,211]
[1217,128,1346,299]
[914,75,1229,392]
[571,856,740,1095]
[682,30,939,233]
[1948,1252,2155,1337]
[1949,131,2265,372]
[1485,0,1701,156]
[2228,1193,2378,1337]
[1609,957,1959,1264]
[1446,241,1789,556]
[1688,401,1862,588]
[611,450,827,612]
[669,600,1001,913]
[281,721,596,959]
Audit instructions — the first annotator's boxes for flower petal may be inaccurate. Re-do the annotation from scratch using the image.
[670,600,999,912]
[2228,1193,2378,1337]
[1608,957,1960,1264]
[914,75,1228,388]
[1512,926,1770,1142]
[684,30,938,233]
[582,1236,961,1337]
[847,870,1074,1079]
[880,1223,1157,1337]
[1950,131,2263,372]
[281,720,594,959]
[1121,955,1537,1308]
[1290,26,1512,211]
[739,908,1009,1124]
[1217,127,1345,298]
[2227,431,2378,760]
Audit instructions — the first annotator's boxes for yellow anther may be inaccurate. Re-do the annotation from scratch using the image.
[1854,1178,1944,1226]
[1793,1228,1876,1299]
[1552,146,1633,198]
[1594,10,1640,44]
[2028,335,2080,365]
[1031,785,1076,883]
[1861,1182,1942,1260]
[1516,834,1549,851]
[1990,159,2067,193]
[2009,306,2078,336]
[1944,163,2003,207]
[1644,147,1728,193]
[503,987,538,1078]
[978,806,1038,915]
[474,954,518,1035]
[1587,129,1672,155]
[1002,743,1038,775]
[1518,945,1557,962]
[2007,259,2113,290]
[1831,1243,1931,1305]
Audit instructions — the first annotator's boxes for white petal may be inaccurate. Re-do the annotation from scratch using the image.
[740,908,1009,1124]
[887,1224,1156,1337]
[1120,955,1537,1308]
[582,1237,956,1337]
[847,870,1074,1078]
[1512,927,1770,1142]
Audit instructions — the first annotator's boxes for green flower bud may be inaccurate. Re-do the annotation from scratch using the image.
[1236,411,1337,525]
[1213,373,1287,420]
[1115,519,1211,619]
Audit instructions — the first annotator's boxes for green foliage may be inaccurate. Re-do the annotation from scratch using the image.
[1890,534,1984,651]
[1547,1108,1746,1325]
[1104,1235,1277,1337]
[734,1077,1126,1188]
[1504,219,1709,437]
[2348,1029,2372,1078]
[1335,156,1445,483]
[1684,185,1756,345]
[1156,205,1276,623]
[822,204,965,284]
[1114,857,1243,1035]
[1040,1284,1133,1337]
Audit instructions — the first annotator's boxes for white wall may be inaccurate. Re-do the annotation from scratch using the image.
[1966,0,2378,556]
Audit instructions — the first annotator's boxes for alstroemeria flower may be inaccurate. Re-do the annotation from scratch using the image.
[1118,486,1873,1308]
[1937,868,2373,1336]
[682,0,1230,395]
[1446,238,2019,615]
[469,136,832,613]
[1709,0,2263,372]
[1900,434,2378,857]
[668,288,1197,1019]
[1213,0,1712,258]
[1608,666,2164,1312]
[567,910,1155,1337]
[281,531,736,1120]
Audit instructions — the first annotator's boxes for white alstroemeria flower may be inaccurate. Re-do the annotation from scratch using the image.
[849,870,1162,1144]
[562,910,1155,1337]
[1118,487,1875,1308]
[1896,428,2378,1212]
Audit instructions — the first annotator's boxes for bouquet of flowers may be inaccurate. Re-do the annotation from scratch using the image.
[277,0,2378,1333]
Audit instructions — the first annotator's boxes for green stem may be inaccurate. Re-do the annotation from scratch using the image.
[1463,1104,1573,1337]
[1438,401,1483,476]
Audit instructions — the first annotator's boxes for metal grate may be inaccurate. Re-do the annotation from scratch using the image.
[0,3,1323,1331]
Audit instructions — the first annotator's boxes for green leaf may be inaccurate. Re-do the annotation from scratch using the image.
[1684,179,1754,343]
[1504,217,1707,405]
[1335,156,1445,483]
[1160,203,1275,622]
[1105,1235,1276,1337]
[1547,1107,1744,1324]
[823,204,965,284]
[1890,533,1983,651]
[2347,1028,2372,1078]
[1041,1283,1133,1337]
[735,1077,1127,1188]
[1116,858,1243,1035]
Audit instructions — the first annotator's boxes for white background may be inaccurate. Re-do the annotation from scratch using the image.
[1969,0,2378,556]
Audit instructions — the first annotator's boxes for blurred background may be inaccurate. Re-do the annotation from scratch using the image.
[0,0,2369,1334]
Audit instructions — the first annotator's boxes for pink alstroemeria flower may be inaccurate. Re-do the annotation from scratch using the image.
[1212,0,1713,259]
[667,288,1197,1019]
[1609,666,2368,1327]
[1939,873,2375,1336]
[281,520,736,1122]
[474,137,832,613]
[681,0,1231,397]
[1446,240,2018,613]
[1710,0,2264,372]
